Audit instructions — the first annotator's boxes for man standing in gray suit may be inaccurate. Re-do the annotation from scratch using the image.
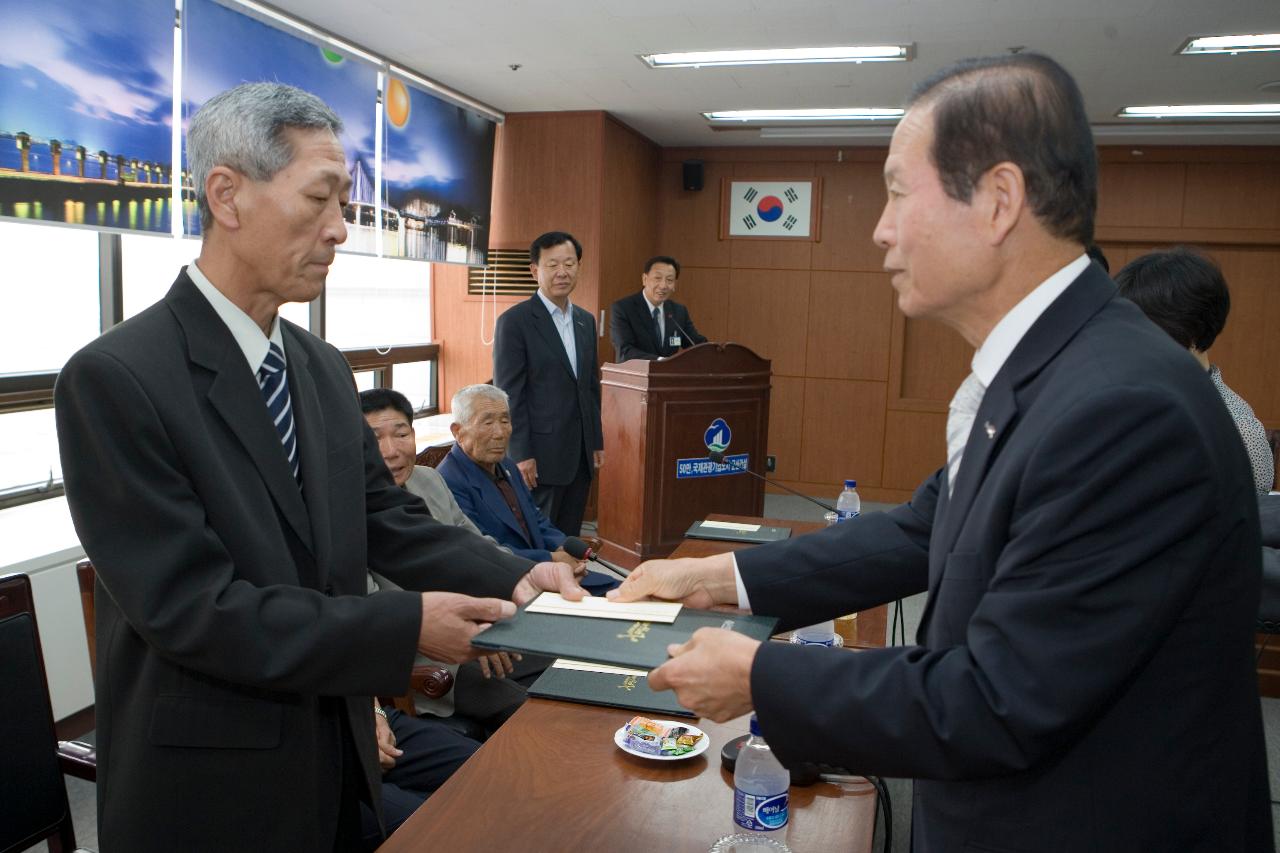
[55,83,580,852]
[493,231,604,537]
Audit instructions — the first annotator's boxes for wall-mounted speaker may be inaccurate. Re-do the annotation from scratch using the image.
[682,160,704,192]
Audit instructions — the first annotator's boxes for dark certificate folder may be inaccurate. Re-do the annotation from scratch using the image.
[529,663,695,718]
[684,520,791,545]
[472,604,779,671]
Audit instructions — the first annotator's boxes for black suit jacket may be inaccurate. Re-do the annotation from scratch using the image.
[609,290,706,361]
[493,293,602,485]
[1259,494,1280,626]
[737,264,1271,852]
[54,271,532,851]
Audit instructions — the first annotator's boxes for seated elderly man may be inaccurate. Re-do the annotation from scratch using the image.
[359,389,546,738]
[437,384,619,593]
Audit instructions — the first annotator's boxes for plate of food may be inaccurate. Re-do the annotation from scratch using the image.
[614,715,710,761]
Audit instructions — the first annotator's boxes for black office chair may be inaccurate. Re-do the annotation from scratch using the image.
[0,573,94,853]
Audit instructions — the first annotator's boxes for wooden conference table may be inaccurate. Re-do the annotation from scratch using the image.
[378,515,881,853]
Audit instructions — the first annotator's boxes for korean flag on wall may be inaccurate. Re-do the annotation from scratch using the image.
[728,181,812,237]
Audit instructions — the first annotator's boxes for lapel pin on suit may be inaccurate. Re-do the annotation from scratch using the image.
[984,421,997,439]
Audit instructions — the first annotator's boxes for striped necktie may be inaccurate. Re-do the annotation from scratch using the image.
[945,372,985,498]
[257,342,301,485]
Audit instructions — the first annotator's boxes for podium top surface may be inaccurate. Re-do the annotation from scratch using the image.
[603,342,770,378]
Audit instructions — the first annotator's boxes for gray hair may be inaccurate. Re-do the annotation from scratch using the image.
[187,82,343,230]
[450,384,510,427]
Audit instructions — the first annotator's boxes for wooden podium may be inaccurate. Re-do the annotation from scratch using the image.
[596,343,772,567]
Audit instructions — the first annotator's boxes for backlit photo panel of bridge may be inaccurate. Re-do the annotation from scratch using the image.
[381,76,496,266]
[0,0,499,265]
[181,0,379,244]
[0,0,175,233]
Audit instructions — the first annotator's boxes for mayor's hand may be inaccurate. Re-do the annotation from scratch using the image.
[516,458,538,490]
[648,628,759,722]
[512,560,587,607]
[417,592,515,663]
[607,553,737,611]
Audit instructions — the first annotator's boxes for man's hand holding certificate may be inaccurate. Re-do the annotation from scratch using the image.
[606,553,739,611]
[473,562,777,679]
[607,552,760,722]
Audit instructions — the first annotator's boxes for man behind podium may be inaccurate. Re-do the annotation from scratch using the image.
[54,82,580,852]
[613,54,1271,851]
[610,255,707,361]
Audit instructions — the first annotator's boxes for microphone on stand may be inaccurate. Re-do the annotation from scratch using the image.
[563,536,630,578]
[707,449,836,513]
[665,311,695,349]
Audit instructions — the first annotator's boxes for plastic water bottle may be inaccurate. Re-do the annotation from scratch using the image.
[836,479,861,521]
[733,715,789,835]
[790,620,837,646]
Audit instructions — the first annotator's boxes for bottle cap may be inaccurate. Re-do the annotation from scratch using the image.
[749,714,762,736]
[844,479,857,489]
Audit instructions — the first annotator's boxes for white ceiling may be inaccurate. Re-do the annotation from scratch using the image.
[270,0,1280,146]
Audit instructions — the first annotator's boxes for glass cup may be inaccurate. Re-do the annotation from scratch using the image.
[708,834,792,852]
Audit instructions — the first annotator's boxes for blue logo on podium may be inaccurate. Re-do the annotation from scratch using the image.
[704,418,732,453]
[677,417,747,479]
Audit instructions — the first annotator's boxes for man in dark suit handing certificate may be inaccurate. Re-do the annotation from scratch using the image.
[611,54,1271,851]
[609,255,707,361]
[54,83,582,852]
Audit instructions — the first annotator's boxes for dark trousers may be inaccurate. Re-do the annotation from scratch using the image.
[357,709,481,850]
[451,652,552,736]
[531,451,592,537]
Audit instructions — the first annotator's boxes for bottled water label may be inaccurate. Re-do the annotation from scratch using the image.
[734,789,789,831]
[836,509,860,521]
[790,632,838,647]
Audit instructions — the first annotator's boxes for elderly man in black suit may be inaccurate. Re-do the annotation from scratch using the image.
[613,54,1271,851]
[609,255,707,361]
[54,82,581,852]
[493,231,603,537]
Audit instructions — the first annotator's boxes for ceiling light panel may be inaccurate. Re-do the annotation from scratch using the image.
[643,45,913,68]
[1178,34,1280,55]
[1118,104,1280,118]
[704,108,904,123]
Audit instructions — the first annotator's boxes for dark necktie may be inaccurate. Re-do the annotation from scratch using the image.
[652,306,663,352]
[494,472,533,544]
[257,342,301,485]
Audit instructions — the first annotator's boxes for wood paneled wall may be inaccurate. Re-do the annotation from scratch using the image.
[658,144,1280,504]
[434,123,1278,505]
[597,118,662,367]
[432,112,658,406]
[1093,148,1280,435]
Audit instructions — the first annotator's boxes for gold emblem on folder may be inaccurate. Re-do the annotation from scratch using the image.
[617,621,651,643]
[619,675,638,692]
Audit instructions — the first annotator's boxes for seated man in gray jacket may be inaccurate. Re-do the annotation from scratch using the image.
[360,389,548,735]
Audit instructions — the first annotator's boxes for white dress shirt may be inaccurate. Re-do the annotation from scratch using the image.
[186,260,286,374]
[732,253,1091,610]
[536,288,578,377]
